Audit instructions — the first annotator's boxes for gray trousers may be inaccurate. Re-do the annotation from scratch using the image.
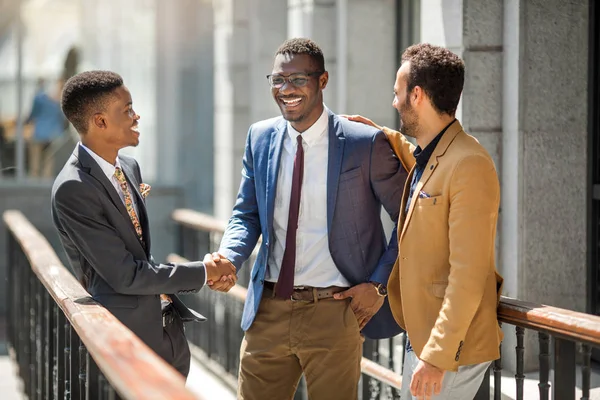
[401,348,490,399]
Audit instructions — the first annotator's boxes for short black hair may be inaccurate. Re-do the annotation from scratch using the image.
[402,43,465,116]
[61,70,124,134]
[275,38,325,72]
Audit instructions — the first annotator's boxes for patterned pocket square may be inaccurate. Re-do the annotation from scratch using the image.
[139,183,151,199]
[418,190,431,198]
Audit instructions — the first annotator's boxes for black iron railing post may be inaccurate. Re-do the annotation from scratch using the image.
[493,346,502,400]
[44,290,53,399]
[538,332,550,400]
[28,265,35,398]
[85,347,99,399]
[54,304,66,399]
[64,320,72,400]
[553,338,576,400]
[35,278,43,400]
[515,327,525,400]
[71,327,82,399]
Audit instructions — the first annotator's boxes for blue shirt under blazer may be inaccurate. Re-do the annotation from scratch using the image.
[219,110,408,339]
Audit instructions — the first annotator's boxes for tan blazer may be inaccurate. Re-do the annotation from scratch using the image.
[383,120,503,371]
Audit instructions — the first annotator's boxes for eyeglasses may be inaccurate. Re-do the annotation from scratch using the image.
[266,71,324,88]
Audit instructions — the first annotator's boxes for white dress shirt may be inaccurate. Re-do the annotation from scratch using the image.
[267,107,351,288]
[79,143,139,217]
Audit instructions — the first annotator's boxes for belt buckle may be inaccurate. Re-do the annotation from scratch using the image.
[290,287,311,303]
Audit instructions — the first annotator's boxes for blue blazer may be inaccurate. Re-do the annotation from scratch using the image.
[219,110,408,339]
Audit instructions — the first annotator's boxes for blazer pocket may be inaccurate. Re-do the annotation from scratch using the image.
[339,167,362,182]
[93,293,139,309]
[417,195,442,207]
[431,282,448,299]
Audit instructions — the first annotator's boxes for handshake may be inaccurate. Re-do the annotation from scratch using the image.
[203,252,237,292]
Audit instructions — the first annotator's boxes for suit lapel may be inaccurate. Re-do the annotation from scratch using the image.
[266,120,287,236]
[75,145,146,251]
[76,145,132,226]
[327,111,344,233]
[398,167,415,235]
[119,159,151,251]
[399,120,463,240]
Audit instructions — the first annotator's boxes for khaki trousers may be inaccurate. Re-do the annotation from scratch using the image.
[238,292,363,400]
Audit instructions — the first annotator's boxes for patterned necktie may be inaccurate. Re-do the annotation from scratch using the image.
[113,167,143,241]
[275,135,304,299]
[114,167,171,305]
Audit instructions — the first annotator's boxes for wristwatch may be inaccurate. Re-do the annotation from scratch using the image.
[371,282,388,297]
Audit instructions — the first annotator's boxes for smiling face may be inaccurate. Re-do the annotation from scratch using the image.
[270,53,328,132]
[90,85,141,149]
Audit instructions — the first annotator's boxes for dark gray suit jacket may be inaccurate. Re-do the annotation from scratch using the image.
[51,144,206,352]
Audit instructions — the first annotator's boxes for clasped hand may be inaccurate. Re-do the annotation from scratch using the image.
[203,252,237,292]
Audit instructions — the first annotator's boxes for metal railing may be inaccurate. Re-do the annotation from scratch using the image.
[490,299,598,400]
[4,210,201,400]
[172,208,600,400]
[171,209,404,399]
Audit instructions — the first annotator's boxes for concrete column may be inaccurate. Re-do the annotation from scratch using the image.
[248,0,287,123]
[213,0,288,219]
[420,0,503,169]
[156,0,214,211]
[345,0,397,127]
[285,0,397,123]
[287,0,338,110]
[501,0,589,372]
[79,0,158,180]
[213,0,251,219]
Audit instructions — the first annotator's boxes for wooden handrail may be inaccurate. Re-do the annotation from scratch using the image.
[166,253,402,388]
[4,210,202,400]
[172,208,600,347]
[498,297,600,346]
[172,209,227,233]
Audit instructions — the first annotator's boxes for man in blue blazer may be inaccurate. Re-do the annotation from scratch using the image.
[207,38,407,400]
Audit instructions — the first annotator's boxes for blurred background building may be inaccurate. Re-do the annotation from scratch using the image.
[0,0,598,374]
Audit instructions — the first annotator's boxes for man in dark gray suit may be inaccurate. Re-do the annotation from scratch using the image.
[51,70,235,377]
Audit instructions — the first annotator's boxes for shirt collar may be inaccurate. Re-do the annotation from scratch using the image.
[286,105,329,147]
[79,142,121,181]
[412,119,456,168]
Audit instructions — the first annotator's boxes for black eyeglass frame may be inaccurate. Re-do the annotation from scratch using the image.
[266,71,325,88]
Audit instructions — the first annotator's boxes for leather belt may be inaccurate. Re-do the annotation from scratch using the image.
[263,281,347,302]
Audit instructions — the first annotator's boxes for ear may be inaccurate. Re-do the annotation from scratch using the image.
[92,113,107,130]
[319,71,329,90]
[411,86,425,106]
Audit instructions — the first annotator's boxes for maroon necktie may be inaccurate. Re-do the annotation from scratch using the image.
[275,135,304,299]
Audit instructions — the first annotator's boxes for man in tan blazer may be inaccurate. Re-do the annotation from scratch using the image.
[346,43,503,399]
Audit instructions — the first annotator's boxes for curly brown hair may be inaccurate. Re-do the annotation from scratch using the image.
[402,43,464,116]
